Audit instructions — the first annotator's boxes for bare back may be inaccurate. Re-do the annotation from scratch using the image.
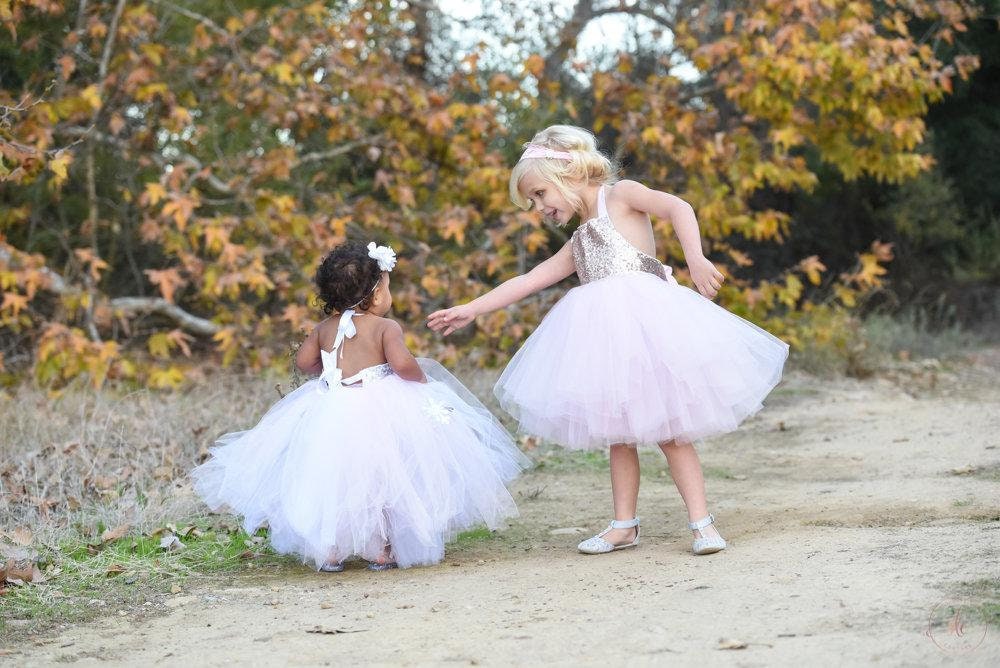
[315,312,389,378]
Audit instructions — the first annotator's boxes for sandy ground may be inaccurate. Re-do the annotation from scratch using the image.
[7,353,1000,666]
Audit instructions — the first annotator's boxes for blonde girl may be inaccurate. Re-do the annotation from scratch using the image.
[428,126,788,555]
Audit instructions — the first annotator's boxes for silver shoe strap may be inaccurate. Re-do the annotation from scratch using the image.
[609,517,640,529]
[687,514,715,530]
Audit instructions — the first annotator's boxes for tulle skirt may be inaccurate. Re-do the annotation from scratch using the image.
[192,360,530,569]
[494,271,789,449]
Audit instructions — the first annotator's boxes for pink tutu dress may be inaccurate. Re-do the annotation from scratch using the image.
[193,311,530,569]
[494,186,789,449]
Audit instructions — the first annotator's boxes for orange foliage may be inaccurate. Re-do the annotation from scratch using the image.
[0,0,981,388]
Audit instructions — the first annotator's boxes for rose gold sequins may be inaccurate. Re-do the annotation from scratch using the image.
[571,217,668,284]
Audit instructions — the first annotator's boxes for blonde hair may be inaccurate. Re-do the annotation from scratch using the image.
[508,125,619,215]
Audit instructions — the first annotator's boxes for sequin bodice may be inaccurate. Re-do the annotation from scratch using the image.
[571,187,668,284]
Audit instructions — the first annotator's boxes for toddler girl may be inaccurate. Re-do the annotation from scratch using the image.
[428,126,788,555]
[193,241,530,570]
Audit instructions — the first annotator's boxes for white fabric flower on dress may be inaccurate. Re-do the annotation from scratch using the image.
[367,242,397,272]
[423,397,455,424]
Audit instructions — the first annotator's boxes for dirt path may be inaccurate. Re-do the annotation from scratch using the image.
[10,360,1000,666]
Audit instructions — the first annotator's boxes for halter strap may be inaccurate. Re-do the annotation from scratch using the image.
[596,185,609,220]
[317,309,362,389]
[331,309,358,359]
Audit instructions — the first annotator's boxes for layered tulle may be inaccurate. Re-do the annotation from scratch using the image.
[192,360,530,569]
[494,271,789,449]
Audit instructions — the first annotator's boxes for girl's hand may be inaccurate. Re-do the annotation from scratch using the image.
[688,255,724,299]
[427,303,477,336]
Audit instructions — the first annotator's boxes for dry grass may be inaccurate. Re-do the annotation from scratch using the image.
[0,371,291,542]
[0,365,537,634]
[0,371,309,633]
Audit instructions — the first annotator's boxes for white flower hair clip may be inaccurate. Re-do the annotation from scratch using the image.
[367,242,397,272]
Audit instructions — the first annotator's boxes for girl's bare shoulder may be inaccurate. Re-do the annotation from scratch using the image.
[370,315,404,335]
[607,179,650,203]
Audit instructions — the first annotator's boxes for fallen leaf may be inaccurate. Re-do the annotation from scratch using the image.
[101,523,131,544]
[106,564,126,577]
[3,559,42,584]
[178,525,203,538]
[170,583,182,594]
[9,527,33,546]
[949,466,978,476]
[159,534,184,551]
[717,638,748,650]
[305,626,366,635]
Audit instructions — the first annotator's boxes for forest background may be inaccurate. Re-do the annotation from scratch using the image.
[1,0,999,390]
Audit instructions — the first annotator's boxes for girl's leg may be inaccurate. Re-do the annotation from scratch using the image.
[602,443,641,544]
[659,440,721,539]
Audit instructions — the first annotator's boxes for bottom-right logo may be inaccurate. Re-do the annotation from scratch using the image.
[925,597,990,654]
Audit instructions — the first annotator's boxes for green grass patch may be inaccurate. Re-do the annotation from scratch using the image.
[955,578,1000,626]
[703,466,738,480]
[769,386,822,398]
[530,446,667,473]
[531,448,609,472]
[972,464,1000,482]
[0,518,295,636]
[452,527,498,546]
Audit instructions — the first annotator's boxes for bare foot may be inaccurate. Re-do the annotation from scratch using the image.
[367,544,396,570]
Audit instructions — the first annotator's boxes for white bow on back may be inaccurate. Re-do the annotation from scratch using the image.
[318,309,359,389]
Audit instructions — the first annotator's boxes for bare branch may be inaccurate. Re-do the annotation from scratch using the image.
[149,0,231,41]
[298,135,385,165]
[98,0,127,85]
[59,126,236,195]
[543,0,594,83]
[541,1,682,82]
[0,246,220,336]
[110,297,220,336]
[591,2,677,31]
[149,0,250,70]
[0,246,70,293]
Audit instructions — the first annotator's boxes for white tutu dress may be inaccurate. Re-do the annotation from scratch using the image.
[494,186,789,449]
[192,311,530,569]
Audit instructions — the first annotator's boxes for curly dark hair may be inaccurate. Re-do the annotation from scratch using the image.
[314,241,383,314]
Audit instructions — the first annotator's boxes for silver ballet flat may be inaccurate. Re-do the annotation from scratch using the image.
[689,513,727,555]
[319,560,345,572]
[577,517,641,554]
[366,561,398,571]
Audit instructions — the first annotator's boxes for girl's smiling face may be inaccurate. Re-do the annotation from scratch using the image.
[518,171,577,225]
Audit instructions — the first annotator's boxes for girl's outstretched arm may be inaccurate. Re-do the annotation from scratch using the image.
[382,319,426,382]
[427,241,575,336]
[614,180,724,299]
[295,326,323,375]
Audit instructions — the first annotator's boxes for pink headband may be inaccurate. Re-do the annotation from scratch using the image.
[518,143,573,161]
